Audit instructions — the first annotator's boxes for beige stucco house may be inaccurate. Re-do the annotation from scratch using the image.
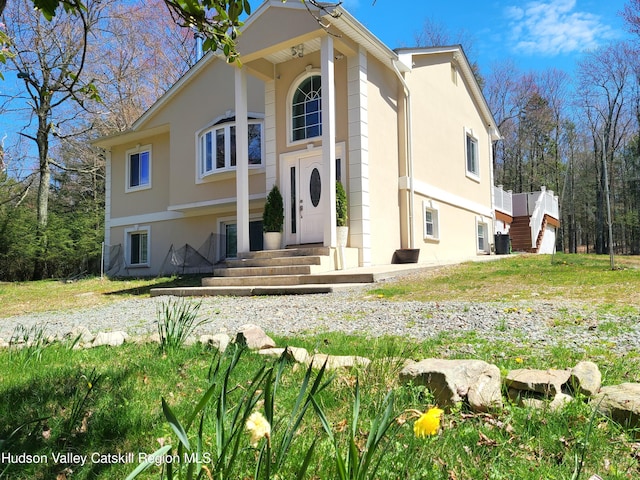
[95,0,504,278]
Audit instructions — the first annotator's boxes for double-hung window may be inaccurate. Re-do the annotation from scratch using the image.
[477,220,489,253]
[199,119,263,177]
[125,226,150,267]
[126,145,151,192]
[423,201,440,241]
[465,130,479,179]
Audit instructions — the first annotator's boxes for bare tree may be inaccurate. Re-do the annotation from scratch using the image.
[2,0,106,278]
[622,0,640,37]
[414,16,483,87]
[576,42,636,254]
[87,0,194,134]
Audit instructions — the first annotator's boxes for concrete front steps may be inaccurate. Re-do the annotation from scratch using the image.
[151,246,366,297]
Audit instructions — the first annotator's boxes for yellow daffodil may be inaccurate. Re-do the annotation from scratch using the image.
[413,407,443,438]
[246,411,271,447]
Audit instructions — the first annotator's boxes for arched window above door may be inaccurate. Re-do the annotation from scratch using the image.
[290,73,322,142]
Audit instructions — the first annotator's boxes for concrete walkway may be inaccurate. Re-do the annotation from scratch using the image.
[150,254,507,297]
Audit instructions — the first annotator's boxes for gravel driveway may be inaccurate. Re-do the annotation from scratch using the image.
[1,285,638,354]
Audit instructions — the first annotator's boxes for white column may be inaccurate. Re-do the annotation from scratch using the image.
[235,67,250,254]
[347,46,371,266]
[265,79,277,191]
[104,149,112,273]
[321,35,336,247]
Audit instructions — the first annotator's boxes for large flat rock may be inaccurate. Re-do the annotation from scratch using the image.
[505,368,571,396]
[593,383,640,431]
[399,358,502,412]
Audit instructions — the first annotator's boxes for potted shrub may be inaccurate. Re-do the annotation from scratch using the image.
[336,181,348,247]
[263,185,284,250]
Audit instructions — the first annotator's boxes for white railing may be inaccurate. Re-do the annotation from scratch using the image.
[527,187,559,248]
[495,186,559,248]
[493,185,513,216]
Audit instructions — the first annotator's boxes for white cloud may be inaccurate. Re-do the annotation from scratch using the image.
[505,0,617,56]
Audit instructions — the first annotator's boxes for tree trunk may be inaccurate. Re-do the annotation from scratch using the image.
[33,113,51,280]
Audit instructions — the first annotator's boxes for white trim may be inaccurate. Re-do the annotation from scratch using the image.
[110,211,184,228]
[399,176,493,218]
[265,80,277,191]
[124,225,151,267]
[488,125,497,231]
[111,193,267,228]
[347,46,371,266]
[195,166,266,185]
[280,143,345,247]
[422,199,440,241]
[475,217,490,254]
[194,113,265,183]
[464,127,480,182]
[104,149,112,270]
[321,35,337,247]
[235,67,250,254]
[125,144,152,193]
[169,193,266,213]
[286,68,322,147]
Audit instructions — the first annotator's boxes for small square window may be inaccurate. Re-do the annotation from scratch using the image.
[477,222,489,253]
[423,202,439,240]
[126,146,151,192]
[126,227,150,266]
[465,133,479,178]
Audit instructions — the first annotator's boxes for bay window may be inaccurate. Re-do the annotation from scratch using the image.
[198,119,263,177]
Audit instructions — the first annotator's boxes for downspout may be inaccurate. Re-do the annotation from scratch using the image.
[392,59,415,249]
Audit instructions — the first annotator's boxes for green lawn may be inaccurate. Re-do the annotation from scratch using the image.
[1,254,640,479]
[1,338,639,480]
[369,253,640,305]
[0,275,202,317]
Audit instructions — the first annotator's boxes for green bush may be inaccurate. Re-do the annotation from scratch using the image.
[336,181,348,227]
[263,185,284,232]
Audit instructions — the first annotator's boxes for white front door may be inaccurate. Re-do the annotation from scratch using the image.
[285,153,325,245]
[281,144,346,247]
[299,155,324,243]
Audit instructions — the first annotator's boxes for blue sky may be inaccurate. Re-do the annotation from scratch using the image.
[0,0,633,160]
[339,0,631,74]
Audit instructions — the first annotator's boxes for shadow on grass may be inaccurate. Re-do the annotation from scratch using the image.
[105,274,207,297]
[0,344,211,479]
[0,362,154,478]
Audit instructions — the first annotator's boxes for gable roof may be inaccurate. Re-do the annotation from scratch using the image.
[396,45,500,139]
[94,1,499,147]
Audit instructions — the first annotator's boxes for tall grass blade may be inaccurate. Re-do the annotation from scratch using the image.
[162,397,191,451]
[295,438,317,480]
[124,445,172,480]
[157,298,207,352]
[311,395,347,480]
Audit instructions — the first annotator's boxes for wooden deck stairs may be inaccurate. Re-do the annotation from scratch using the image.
[509,215,552,253]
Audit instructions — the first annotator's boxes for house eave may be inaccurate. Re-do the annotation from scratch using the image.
[328,7,404,70]
[93,0,412,149]
[395,45,501,139]
[92,123,170,149]
[168,193,266,216]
